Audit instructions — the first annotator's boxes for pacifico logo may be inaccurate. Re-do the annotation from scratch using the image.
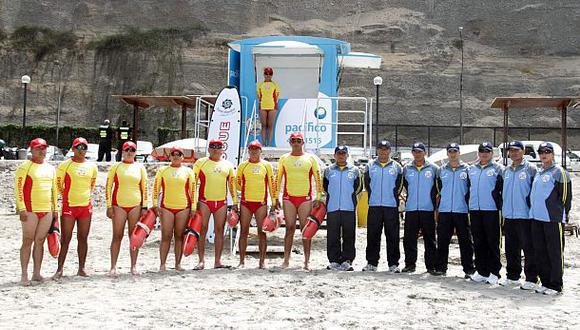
[314,106,327,120]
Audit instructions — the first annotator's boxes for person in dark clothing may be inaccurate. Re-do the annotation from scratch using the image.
[97,119,114,162]
[402,142,439,274]
[323,145,363,271]
[433,143,475,278]
[468,142,504,285]
[116,120,132,162]
[500,141,538,290]
[361,140,403,273]
[529,142,572,295]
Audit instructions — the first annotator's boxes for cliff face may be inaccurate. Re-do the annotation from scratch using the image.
[1,0,580,146]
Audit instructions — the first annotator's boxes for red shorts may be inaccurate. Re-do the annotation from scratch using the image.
[241,200,267,214]
[283,195,311,209]
[113,204,139,214]
[62,204,93,220]
[34,212,50,219]
[200,200,226,214]
[161,207,188,215]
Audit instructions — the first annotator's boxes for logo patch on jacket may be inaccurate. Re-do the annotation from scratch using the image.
[486,169,495,176]
[425,171,432,178]
[460,172,467,180]
[541,174,551,183]
[518,172,527,180]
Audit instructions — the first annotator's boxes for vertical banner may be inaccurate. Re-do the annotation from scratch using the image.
[207,86,242,169]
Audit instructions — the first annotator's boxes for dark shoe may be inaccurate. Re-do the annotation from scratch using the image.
[464,270,475,279]
[427,268,438,275]
[402,266,416,273]
[432,270,446,276]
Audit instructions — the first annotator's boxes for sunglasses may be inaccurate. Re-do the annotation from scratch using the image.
[478,149,492,153]
[209,144,223,150]
[171,152,183,157]
[264,73,272,76]
[124,148,136,152]
[75,144,88,151]
[290,138,303,143]
[538,150,553,155]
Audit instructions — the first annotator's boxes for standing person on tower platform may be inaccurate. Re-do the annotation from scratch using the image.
[97,119,114,162]
[116,120,132,162]
[257,67,280,147]
[275,132,323,270]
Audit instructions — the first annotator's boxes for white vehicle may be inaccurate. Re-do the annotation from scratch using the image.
[27,145,66,161]
[427,145,501,166]
[65,143,117,161]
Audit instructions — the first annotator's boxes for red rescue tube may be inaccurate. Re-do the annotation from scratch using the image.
[129,209,157,251]
[302,202,327,240]
[227,208,239,228]
[47,215,61,258]
[262,209,283,233]
[182,210,203,257]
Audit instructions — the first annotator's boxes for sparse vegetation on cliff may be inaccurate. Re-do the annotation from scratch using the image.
[10,26,77,61]
[88,25,208,54]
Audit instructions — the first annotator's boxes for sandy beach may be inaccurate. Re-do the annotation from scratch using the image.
[1,166,580,329]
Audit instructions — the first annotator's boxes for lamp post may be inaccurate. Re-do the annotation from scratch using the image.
[21,75,31,147]
[54,60,63,148]
[373,76,383,147]
[459,26,464,144]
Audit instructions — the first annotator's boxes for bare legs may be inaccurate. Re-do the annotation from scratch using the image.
[20,212,52,285]
[109,206,141,276]
[282,201,312,270]
[238,205,268,268]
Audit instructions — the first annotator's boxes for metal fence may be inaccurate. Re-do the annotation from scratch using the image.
[373,124,580,152]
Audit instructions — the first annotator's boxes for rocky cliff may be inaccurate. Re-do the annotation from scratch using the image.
[1,0,580,146]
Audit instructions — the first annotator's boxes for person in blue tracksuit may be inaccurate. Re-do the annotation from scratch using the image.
[468,142,504,285]
[529,142,571,295]
[434,143,475,277]
[362,140,403,272]
[402,142,439,274]
[323,145,363,271]
[500,141,538,290]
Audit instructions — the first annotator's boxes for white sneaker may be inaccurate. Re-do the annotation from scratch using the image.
[543,288,561,296]
[470,272,488,283]
[486,274,499,285]
[499,278,521,287]
[340,261,354,271]
[326,262,341,270]
[388,265,401,273]
[535,286,548,294]
[520,281,538,291]
[362,264,377,272]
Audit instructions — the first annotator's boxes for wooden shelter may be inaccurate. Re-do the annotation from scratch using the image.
[490,96,580,168]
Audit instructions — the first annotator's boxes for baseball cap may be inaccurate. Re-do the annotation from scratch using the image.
[289,132,304,140]
[446,143,460,152]
[72,137,88,148]
[334,145,349,153]
[208,139,224,149]
[248,140,262,149]
[508,141,524,150]
[170,146,184,154]
[537,142,554,153]
[122,141,137,151]
[377,140,391,149]
[29,138,48,149]
[263,67,273,74]
[478,142,493,152]
[412,142,426,152]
